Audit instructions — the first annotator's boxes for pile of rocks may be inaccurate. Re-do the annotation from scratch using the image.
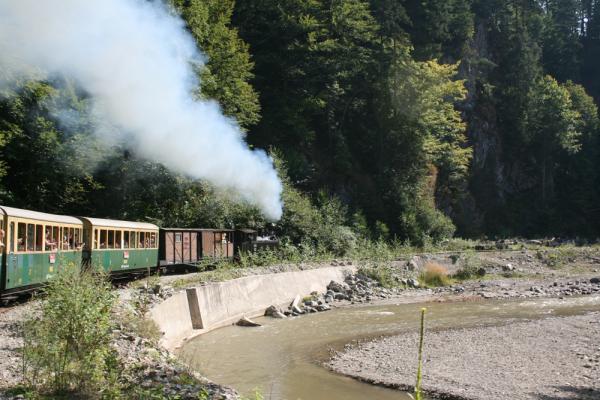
[113,329,238,399]
[261,273,403,322]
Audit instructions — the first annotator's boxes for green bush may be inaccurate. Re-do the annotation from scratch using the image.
[357,262,397,288]
[453,251,485,280]
[22,264,119,398]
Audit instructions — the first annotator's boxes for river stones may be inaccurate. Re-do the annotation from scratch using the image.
[264,305,286,319]
[236,316,261,327]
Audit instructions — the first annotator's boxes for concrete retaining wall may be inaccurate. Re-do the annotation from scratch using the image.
[150,266,356,350]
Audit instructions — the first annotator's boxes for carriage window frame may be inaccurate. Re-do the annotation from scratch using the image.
[115,230,122,249]
[130,231,137,249]
[10,222,15,253]
[26,223,35,252]
[124,231,130,249]
[107,230,114,249]
[35,224,43,251]
[175,232,182,243]
[100,229,107,249]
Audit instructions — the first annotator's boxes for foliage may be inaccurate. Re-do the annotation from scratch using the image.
[357,262,397,288]
[22,264,118,398]
[1,0,600,248]
[171,0,260,129]
[453,251,485,280]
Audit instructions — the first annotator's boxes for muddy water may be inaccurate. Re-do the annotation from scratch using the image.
[179,296,600,400]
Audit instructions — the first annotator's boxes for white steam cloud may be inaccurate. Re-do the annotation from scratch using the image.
[0,0,283,220]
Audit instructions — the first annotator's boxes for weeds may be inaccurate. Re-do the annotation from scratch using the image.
[453,251,485,280]
[22,263,119,398]
[357,262,398,288]
[419,262,451,287]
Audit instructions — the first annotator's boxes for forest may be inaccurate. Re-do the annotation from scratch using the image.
[1,0,599,253]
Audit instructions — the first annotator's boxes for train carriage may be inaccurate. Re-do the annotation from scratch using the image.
[0,206,84,295]
[79,217,159,274]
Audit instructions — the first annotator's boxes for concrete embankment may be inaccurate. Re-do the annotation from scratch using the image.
[150,265,356,350]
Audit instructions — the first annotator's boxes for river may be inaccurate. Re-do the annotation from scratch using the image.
[179,295,600,400]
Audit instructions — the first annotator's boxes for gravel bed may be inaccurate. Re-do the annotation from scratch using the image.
[329,313,600,400]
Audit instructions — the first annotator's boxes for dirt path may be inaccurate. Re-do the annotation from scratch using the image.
[329,312,600,400]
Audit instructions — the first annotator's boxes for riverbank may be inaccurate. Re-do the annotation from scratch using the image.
[1,245,599,399]
[0,296,239,400]
[329,311,600,400]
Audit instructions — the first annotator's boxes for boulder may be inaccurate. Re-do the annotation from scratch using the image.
[590,277,600,284]
[236,316,261,327]
[502,263,515,272]
[264,305,286,319]
[327,280,347,293]
[407,278,420,288]
[406,256,419,271]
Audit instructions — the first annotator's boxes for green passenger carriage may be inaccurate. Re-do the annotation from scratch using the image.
[79,217,159,274]
[0,206,84,295]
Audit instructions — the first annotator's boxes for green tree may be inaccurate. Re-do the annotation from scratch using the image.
[541,0,582,82]
[171,0,260,129]
[524,76,582,207]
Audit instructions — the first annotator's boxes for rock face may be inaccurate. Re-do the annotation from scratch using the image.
[236,316,261,327]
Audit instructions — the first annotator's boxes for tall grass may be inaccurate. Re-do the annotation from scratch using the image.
[419,262,451,287]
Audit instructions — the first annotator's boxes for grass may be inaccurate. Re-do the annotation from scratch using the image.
[419,262,451,287]
[357,262,398,288]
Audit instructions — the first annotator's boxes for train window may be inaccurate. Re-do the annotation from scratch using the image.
[27,224,35,251]
[94,229,98,249]
[124,231,129,249]
[175,233,182,243]
[150,232,156,248]
[66,228,77,250]
[35,225,43,251]
[130,231,136,249]
[75,228,81,250]
[139,232,145,249]
[53,226,59,250]
[100,230,107,249]
[115,231,122,249]
[107,230,114,249]
[17,223,26,251]
[0,219,3,249]
[10,222,14,253]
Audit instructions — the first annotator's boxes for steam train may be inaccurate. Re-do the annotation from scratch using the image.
[0,205,277,299]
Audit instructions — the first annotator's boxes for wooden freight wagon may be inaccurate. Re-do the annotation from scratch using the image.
[159,228,234,266]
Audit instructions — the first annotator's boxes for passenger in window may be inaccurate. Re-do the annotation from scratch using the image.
[17,238,24,251]
[0,228,4,247]
[45,228,56,251]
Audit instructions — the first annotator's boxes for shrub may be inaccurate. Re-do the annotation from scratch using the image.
[419,262,450,287]
[357,262,397,288]
[22,263,118,397]
[453,251,485,280]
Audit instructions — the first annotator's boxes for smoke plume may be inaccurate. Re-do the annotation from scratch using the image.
[0,0,283,220]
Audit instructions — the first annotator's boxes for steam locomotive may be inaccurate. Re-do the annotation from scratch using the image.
[0,205,277,299]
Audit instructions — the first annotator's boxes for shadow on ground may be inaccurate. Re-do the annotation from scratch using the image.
[536,385,600,400]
